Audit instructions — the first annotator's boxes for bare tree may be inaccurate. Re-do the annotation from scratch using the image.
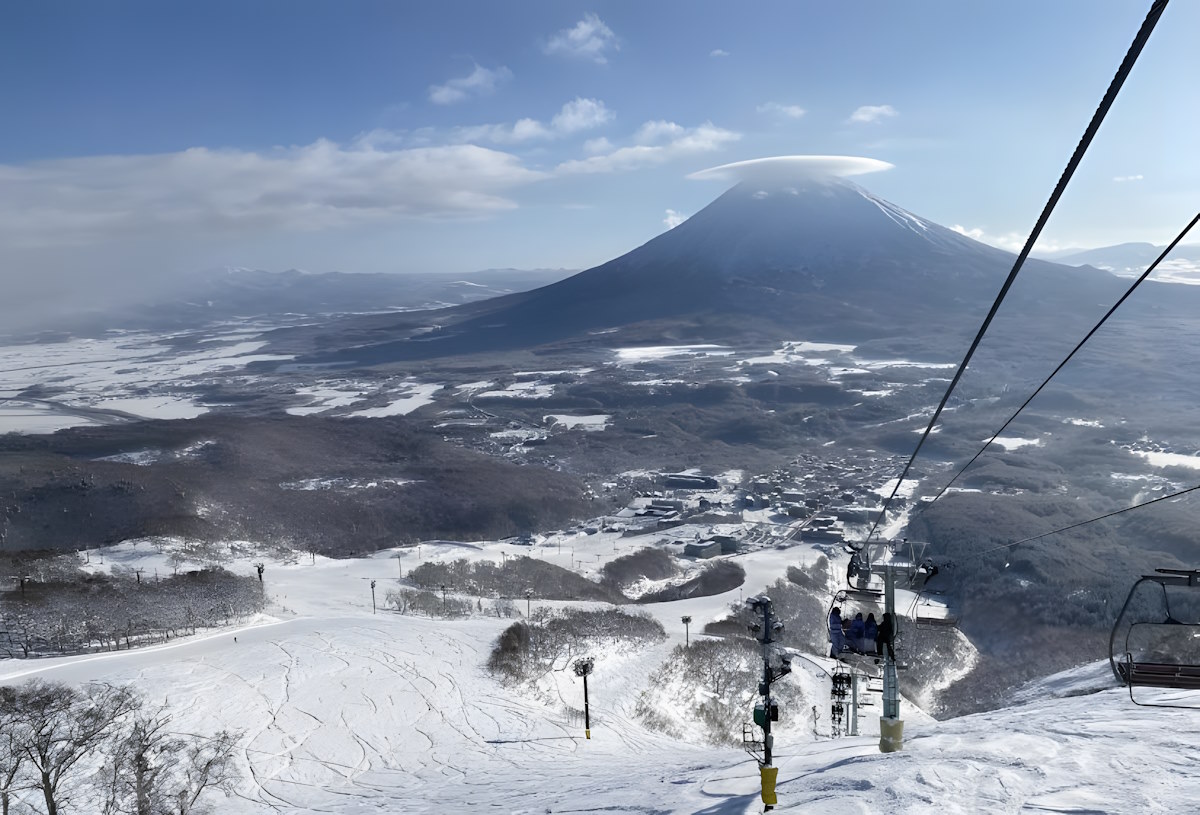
[100,708,239,815]
[0,687,28,815]
[17,681,140,815]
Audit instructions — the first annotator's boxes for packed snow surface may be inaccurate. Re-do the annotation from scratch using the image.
[2,539,1197,813]
[985,435,1044,451]
[544,413,610,431]
[1132,449,1200,470]
[347,383,442,417]
[614,345,733,363]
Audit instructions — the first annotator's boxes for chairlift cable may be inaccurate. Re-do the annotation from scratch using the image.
[929,211,1200,503]
[966,482,1200,561]
[865,0,1170,542]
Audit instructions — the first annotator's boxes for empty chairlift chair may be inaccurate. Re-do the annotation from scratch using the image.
[1109,568,1200,707]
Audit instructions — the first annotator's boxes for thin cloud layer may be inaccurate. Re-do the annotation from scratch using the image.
[710,49,730,58]
[429,64,512,105]
[848,104,898,124]
[557,122,740,174]
[757,102,806,119]
[688,155,893,183]
[446,98,613,145]
[552,98,615,133]
[544,13,618,64]
[951,224,1064,254]
[663,209,688,229]
[0,140,545,249]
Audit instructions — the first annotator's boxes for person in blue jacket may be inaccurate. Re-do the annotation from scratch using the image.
[828,607,846,658]
[849,612,866,652]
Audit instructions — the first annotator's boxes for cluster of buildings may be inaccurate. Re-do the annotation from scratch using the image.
[604,457,904,559]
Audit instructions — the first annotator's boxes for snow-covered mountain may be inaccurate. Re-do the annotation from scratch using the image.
[300,177,1122,364]
[1045,241,1200,284]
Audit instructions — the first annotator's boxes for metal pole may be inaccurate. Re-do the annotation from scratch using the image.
[582,673,591,739]
[851,672,859,736]
[883,568,899,719]
[880,566,904,752]
[371,580,377,615]
[761,600,773,770]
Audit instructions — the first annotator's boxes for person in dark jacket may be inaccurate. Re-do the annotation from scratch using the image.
[875,612,895,660]
[849,612,866,652]
[864,613,878,645]
[829,607,846,658]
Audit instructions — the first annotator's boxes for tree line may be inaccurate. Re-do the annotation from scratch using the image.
[0,569,263,659]
[487,607,665,682]
[0,680,238,815]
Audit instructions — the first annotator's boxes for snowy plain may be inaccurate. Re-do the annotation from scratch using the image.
[2,536,1197,814]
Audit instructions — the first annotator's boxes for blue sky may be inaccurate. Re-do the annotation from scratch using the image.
[1,1,1197,295]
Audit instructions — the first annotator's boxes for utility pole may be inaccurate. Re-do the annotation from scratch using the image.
[525,588,533,618]
[746,595,791,810]
[440,584,447,612]
[370,580,377,615]
[681,615,692,647]
[573,657,594,740]
[395,552,403,577]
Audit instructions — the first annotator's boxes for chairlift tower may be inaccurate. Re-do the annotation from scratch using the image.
[844,537,947,752]
[744,595,791,810]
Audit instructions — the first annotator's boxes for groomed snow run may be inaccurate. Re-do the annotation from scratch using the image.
[2,543,1198,813]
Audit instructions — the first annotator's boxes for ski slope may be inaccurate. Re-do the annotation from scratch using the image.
[2,541,1198,813]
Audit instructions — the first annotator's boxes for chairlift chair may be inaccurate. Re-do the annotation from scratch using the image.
[908,577,961,629]
[843,538,960,629]
[1109,568,1200,707]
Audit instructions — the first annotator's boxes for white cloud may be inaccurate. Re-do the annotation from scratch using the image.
[710,48,730,58]
[848,104,898,124]
[429,64,512,105]
[1113,174,1144,182]
[557,121,741,174]
[544,13,618,64]
[633,120,686,144]
[551,98,615,133]
[663,209,688,229]
[688,155,892,182]
[445,98,612,145]
[0,140,546,250]
[950,224,1064,254]
[582,137,614,155]
[756,102,806,119]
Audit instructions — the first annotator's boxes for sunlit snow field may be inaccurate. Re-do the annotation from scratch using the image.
[2,535,1197,813]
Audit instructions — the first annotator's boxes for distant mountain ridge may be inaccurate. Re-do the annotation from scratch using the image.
[1040,242,1200,280]
[25,268,575,339]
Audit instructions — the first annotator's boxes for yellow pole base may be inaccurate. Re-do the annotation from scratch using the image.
[879,717,905,753]
[585,729,591,739]
[759,765,778,806]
